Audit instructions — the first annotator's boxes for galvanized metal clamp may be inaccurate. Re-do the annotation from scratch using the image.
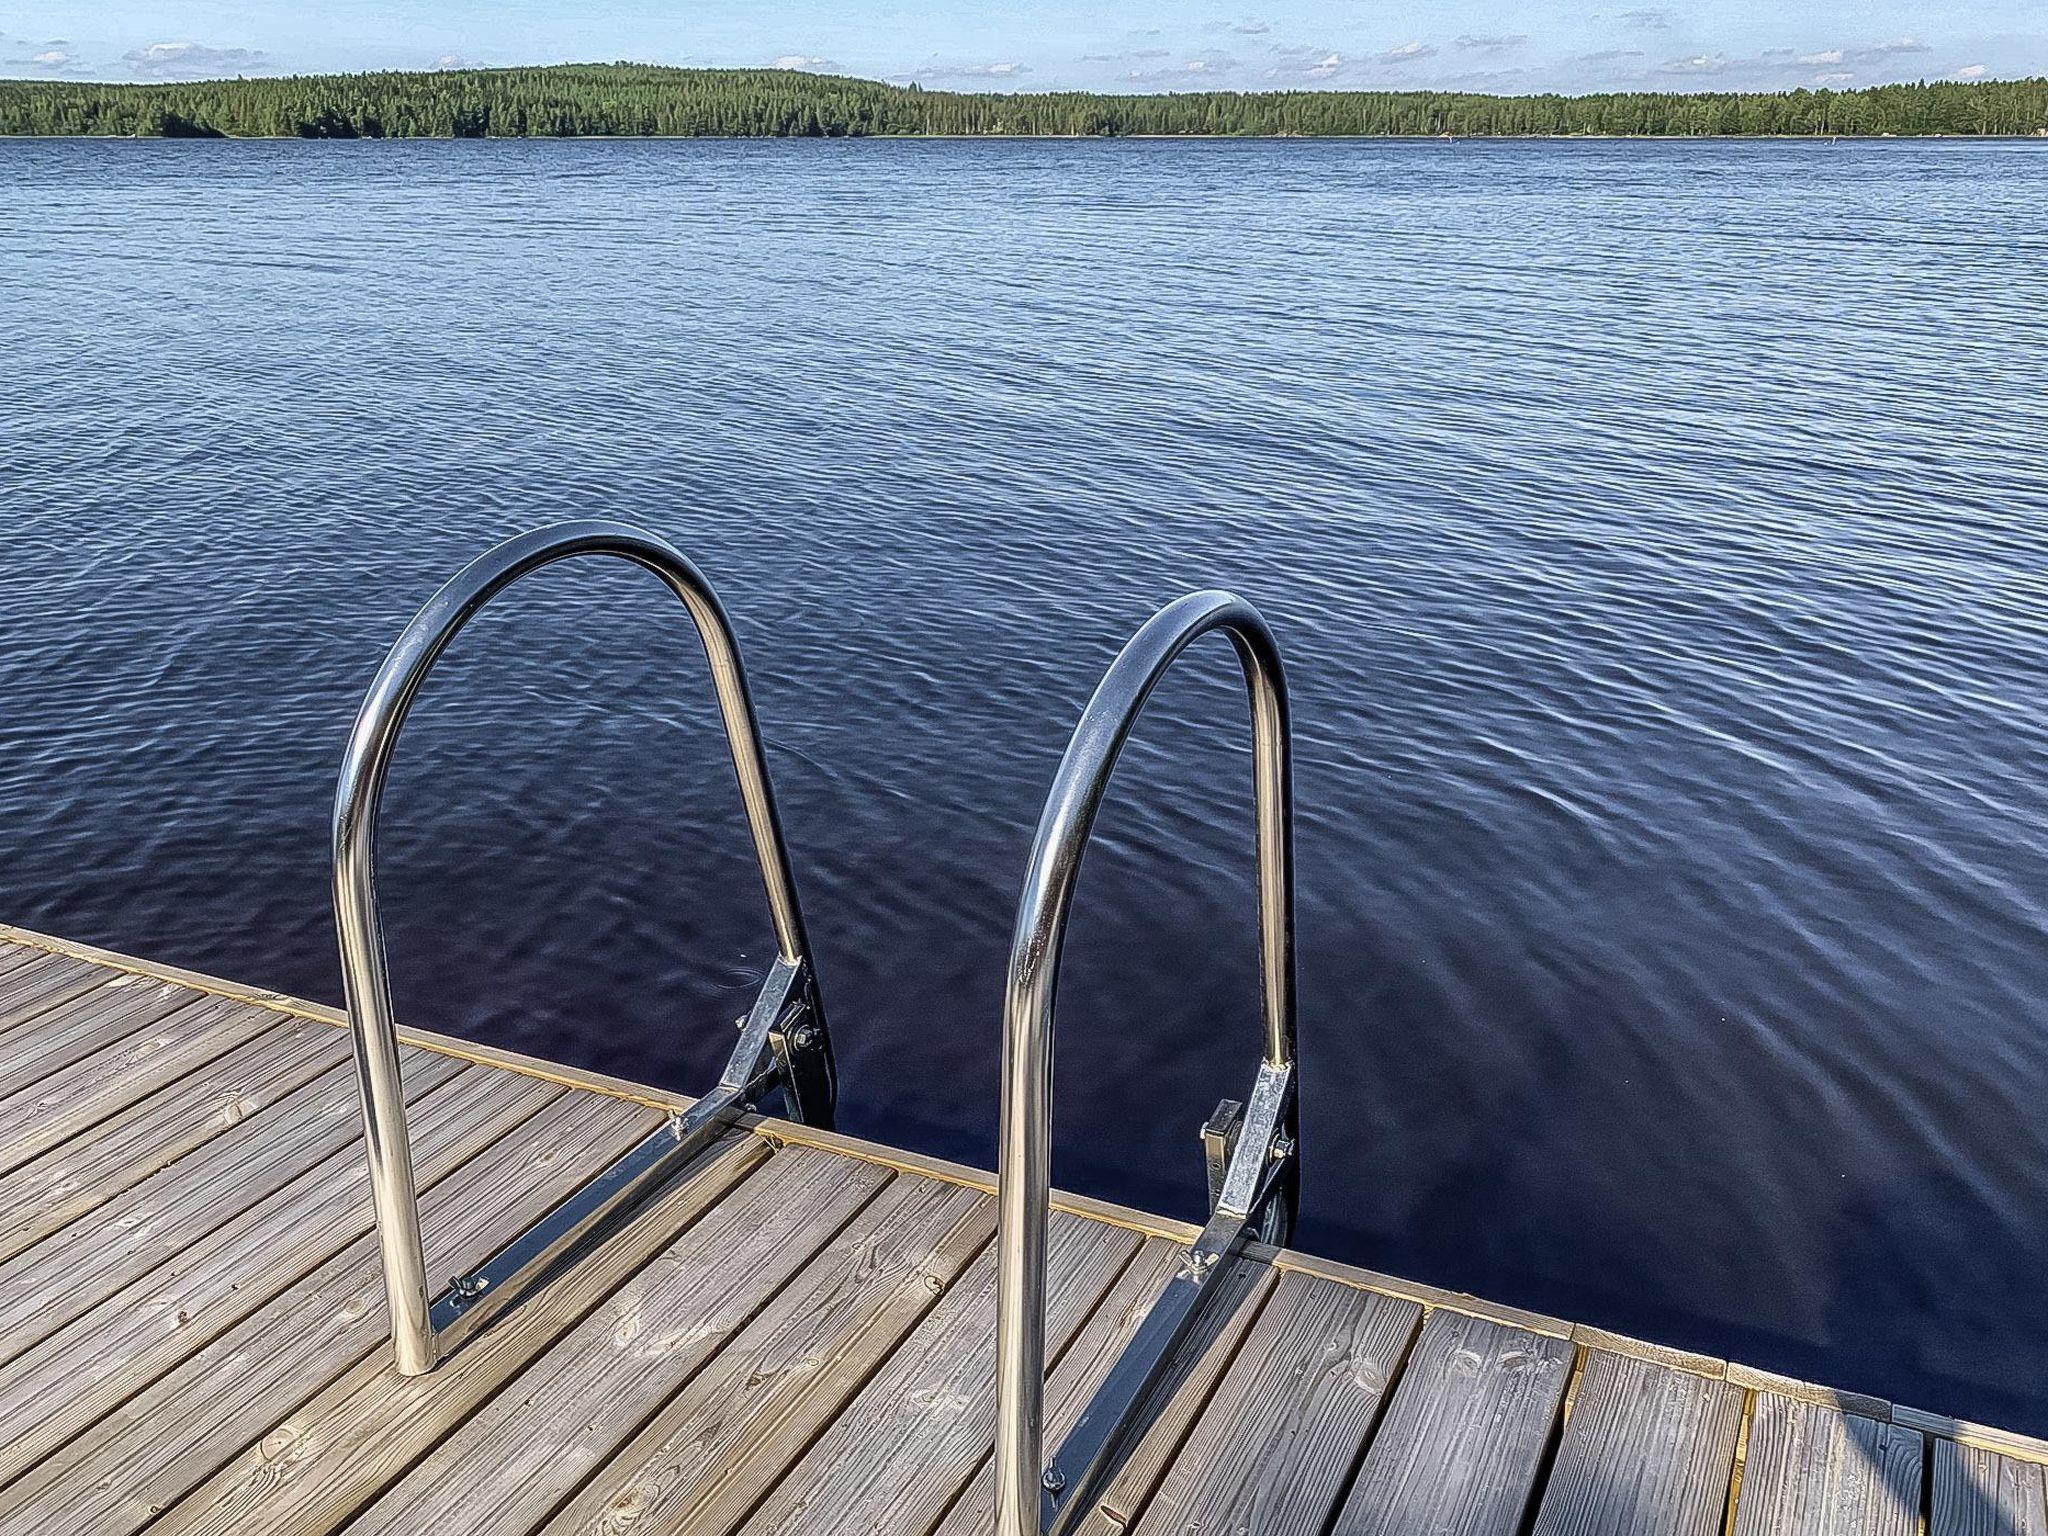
[332,520,835,1376]
[992,591,1300,1536]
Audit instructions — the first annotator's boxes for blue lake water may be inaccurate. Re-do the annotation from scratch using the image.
[3,135,2045,1429]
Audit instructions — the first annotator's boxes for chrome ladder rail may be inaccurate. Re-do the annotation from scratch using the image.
[332,520,835,1376]
[993,591,1299,1536]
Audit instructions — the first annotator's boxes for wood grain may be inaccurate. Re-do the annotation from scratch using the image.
[0,950,118,1034]
[1932,1437,2048,1536]
[0,1047,463,1363]
[737,1211,1143,1536]
[0,1064,562,1487]
[0,992,284,1177]
[1530,1349,1743,1536]
[0,1088,666,1536]
[350,1147,889,1536]
[1076,1259,1279,1533]
[140,1128,761,1536]
[544,1171,996,1536]
[0,973,196,1096]
[0,1012,347,1265]
[1136,1270,1421,1536]
[1732,1393,1923,1536]
[1333,1309,1574,1536]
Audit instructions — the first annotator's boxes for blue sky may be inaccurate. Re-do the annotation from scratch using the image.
[3,1,2041,92]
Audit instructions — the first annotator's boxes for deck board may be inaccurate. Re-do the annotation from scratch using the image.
[0,949,120,1032]
[1074,1258,1278,1533]
[1530,1349,1744,1536]
[0,935,2023,1536]
[2,1090,664,1536]
[1333,1308,1575,1536]
[0,1011,346,1264]
[1932,1439,2048,1536]
[1134,1269,1421,1536]
[140,1132,764,1536]
[1731,1393,1922,1536]
[0,972,195,1095]
[0,1047,464,1358]
[542,1171,995,1536]
[349,1148,888,1536]
[736,1212,1141,1536]
[0,1064,561,1488]
[0,992,284,1176]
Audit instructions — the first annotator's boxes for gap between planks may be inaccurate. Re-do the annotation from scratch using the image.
[1,924,2038,1477]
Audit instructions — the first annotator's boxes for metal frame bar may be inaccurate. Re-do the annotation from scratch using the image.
[331,520,834,1376]
[993,591,1299,1536]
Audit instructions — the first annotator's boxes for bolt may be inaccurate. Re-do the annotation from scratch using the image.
[1042,1465,1066,1496]
[450,1272,490,1301]
[1271,1135,1296,1161]
[790,1023,819,1050]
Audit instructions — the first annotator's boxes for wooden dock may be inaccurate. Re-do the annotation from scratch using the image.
[0,922,2040,1536]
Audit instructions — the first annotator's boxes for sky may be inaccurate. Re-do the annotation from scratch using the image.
[2,0,2041,94]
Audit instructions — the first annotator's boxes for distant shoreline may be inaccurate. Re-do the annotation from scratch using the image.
[4,64,2043,140]
[6,131,2048,142]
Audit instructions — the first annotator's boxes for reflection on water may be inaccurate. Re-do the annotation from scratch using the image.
[2,136,2045,1428]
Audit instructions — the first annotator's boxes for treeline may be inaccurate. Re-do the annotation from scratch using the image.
[2,64,2045,139]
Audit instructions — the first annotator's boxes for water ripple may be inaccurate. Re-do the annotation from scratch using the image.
[2,135,2045,1428]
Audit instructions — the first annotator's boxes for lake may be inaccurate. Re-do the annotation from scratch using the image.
[3,135,2045,1429]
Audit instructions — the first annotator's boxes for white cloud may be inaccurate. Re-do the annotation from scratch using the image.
[1856,37,1930,58]
[1953,63,1988,79]
[1796,48,1844,65]
[122,41,268,78]
[1662,52,1731,73]
[1456,33,1529,52]
[907,60,1029,82]
[5,40,87,71]
[1617,9,1672,29]
[1377,41,1438,63]
[1813,71,1855,85]
[1124,54,1238,85]
[769,54,838,72]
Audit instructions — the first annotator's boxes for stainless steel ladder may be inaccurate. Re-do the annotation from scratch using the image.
[332,520,834,1376]
[992,591,1300,1536]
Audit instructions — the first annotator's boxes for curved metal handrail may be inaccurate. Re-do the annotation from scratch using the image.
[993,590,1298,1536]
[333,519,834,1376]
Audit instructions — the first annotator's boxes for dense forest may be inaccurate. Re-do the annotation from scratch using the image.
[2,64,2045,139]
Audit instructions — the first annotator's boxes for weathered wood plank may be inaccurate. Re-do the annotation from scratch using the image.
[145,1135,768,1536]
[0,943,43,979]
[737,1211,1143,1536]
[1,1089,671,1536]
[0,1012,347,1265]
[0,950,119,1033]
[1074,1259,1279,1534]
[0,973,197,1096]
[544,1171,995,1536]
[0,1047,464,1361]
[1933,1437,2048,1536]
[1333,1309,1575,1536]
[0,992,285,1177]
[0,1065,563,1486]
[1134,1269,1422,1536]
[348,1148,888,1536]
[1731,1393,1923,1536]
[1529,1349,1743,1536]
[935,1238,1194,1536]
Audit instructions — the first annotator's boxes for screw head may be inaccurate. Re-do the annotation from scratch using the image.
[1042,1465,1066,1495]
